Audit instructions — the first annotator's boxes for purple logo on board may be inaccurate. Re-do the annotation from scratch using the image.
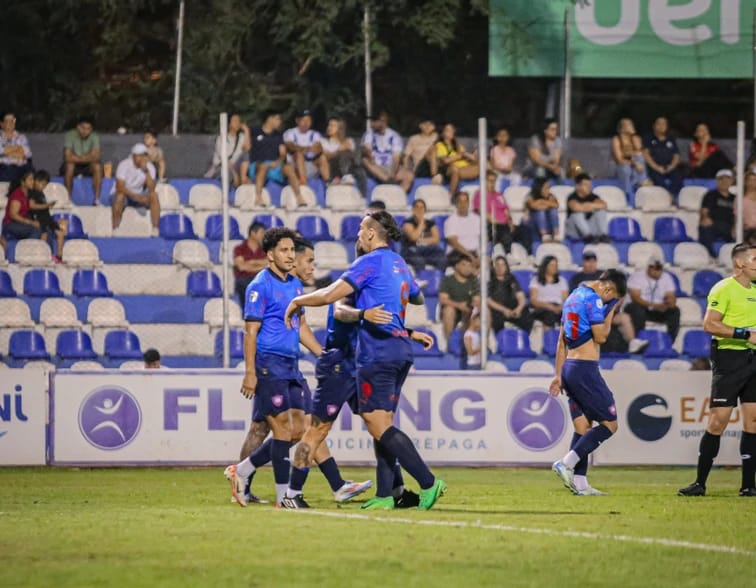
[507,388,566,451]
[78,387,142,450]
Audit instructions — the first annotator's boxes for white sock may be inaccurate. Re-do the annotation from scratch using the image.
[235,459,255,479]
[574,475,588,491]
[285,487,299,499]
[563,450,580,469]
[275,484,288,504]
[392,485,404,499]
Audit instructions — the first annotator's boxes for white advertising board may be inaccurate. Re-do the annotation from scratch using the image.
[0,369,48,465]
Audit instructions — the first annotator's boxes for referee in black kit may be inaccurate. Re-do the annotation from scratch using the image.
[679,243,756,497]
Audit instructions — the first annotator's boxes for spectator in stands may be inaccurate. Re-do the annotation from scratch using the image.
[473,169,515,253]
[28,170,67,261]
[144,130,166,182]
[361,110,413,193]
[402,118,437,178]
[526,118,563,182]
[463,309,482,370]
[1,170,42,243]
[742,167,756,236]
[625,256,681,343]
[489,127,520,189]
[233,221,268,306]
[439,252,481,343]
[205,113,251,187]
[642,116,683,198]
[488,255,532,333]
[699,169,735,256]
[444,191,481,265]
[611,118,649,196]
[143,348,161,369]
[428,123,479,196]
[568,250,602,292]
[62,115,102,205]
[111,143,160,236]
[525,177,560,244]
[0,112,32,183]
[689,123,733,179]
[320,116,367,196]
[241,111,307,207]
[400,198,446,272]
[529,255,568,328]
[284,110,329,185]
[565,173,609,243]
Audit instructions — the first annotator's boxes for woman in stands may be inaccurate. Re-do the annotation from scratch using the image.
[428,123,479,197]
[2,170,43,244]
[689,123,733,179]
[320,116,367,197]
[526,118,563,182]
[529,255,568,328]
[488,255,533,334]
[400,198,446,272]
[611,118,650,196]
[489,127,520,190]
[205,113,251,187]
[525,177,560,244]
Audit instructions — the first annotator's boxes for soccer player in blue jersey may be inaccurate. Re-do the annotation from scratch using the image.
[549,269,628,495]
[285,211,446,511]
[224,228,323,507]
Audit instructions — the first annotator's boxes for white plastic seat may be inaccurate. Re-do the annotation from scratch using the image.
[172,240,211,268]
[313,242,349,269]
[503,185,530,212]
[673,242,710,269]
[189,183,223,210]
[415,185,451,211]
[119,360,145,370]
[635,186,674,211]
[327,184,367,211]
[659,358,692,371]
[303,304,329,328]
[43,182,72,209]
[593,185,628,211]
[233,185,272,210]
[404,303,430,327]
[611,359,648,371]
[0,182,8,207]
[0,243,7,266]
[40,299,82,328]
[14,239,53,266]
[550,185,574,210]
[484,360,509,372]
[678,186,707,211]
[61,239,101,267]
[534,242,574,269]
[503,242,530,268]
[627,242,665,269]
[86,298,129,328]
[70,360,104,370]
[116,207,152,237]
[717,243,735,267]
[0,299,35,327]
[281,185,317,211]
[581,243,620,269]
[22,361,56,371]
[156,183,181,210]
[368,185,407,211]
[518,359,554,373]
[203,298,243,328]
[678,297,703,326]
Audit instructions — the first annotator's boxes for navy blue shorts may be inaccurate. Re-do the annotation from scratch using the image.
[252,377,299,422]
[312,349,357,422]
[291,374,312,414]
[357,360,412,414]
[561,359,617,423]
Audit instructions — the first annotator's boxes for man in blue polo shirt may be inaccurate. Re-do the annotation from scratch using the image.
[642,116,683,199]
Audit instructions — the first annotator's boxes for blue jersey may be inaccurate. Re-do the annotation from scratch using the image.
[561,284,613,349]
[324,296,358,357]
[340,247,420,364]
[243,268,304,358]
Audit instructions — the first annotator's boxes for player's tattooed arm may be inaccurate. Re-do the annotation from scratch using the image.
[334,299,392,324]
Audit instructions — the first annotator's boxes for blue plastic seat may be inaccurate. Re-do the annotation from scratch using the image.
[447,329,464,356]
[608,217,644,243]
[56,330,98,360]
[692,270,723,297]
[53,213,87,239]
[682,330,712,358]
[496,328,537,358]
[512,270,534,295]
[653,217,691,243]
[637,329,679,358]
[296,216,334,241]
[104,330,143,359]
[72,269,113,297]
[433,215,449,240]
[159,213,197,240]
[9,330,50,360]
[215,329,244,359]
[415,269,443,296]
[187,270,222,297]
[409,328,444,357]
[340,215,363,241]
[668,270,687,297]
[205,214,243,241]
[0,270,16,297]
[23,269,64,297]
[542,328,560,357]
[252,214,285,229]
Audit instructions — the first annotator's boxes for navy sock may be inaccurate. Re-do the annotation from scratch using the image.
[244,470,256,495]
[271,439,292,485]
[249,437,273,468]
[373,440,396,498]
[379,426,435,490]
[740,432,756,489]
[318,457,346,493]
[572,424,613,461]
[289,465,309,493]
[571,433,588,477]
[696,431,720,486]
[392,460,405,490]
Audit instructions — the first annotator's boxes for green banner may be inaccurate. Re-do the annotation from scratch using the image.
[490,0,756,78]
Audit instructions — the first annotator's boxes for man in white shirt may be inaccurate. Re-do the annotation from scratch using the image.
[625,256,681,342]
[111,143,160,235]
[283,110,329,184]
[444,192,481,266]
[361,110,414,192]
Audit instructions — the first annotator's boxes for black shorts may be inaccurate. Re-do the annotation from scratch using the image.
[60,162,95,176]
[710,345,756,408]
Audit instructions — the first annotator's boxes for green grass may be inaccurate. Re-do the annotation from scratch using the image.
[0,467,754,587]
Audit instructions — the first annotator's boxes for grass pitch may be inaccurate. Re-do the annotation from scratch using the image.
[0,467,753,588]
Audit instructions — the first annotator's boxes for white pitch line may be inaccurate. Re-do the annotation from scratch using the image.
[291,509,754,557]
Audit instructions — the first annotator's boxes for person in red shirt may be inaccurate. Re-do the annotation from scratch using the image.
[689,123,733,179]
[2,169,43,242]
[233,221,268,305]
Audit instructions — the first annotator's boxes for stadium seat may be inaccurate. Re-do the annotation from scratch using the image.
[72,269,113,297]
[496,328,537,358]
[512,269,534,293]
[326,184,366,211]
[0,181,8,206]
[415,269,443,296]
[0,242,6,266]
[542,328,559,356]
[69,360,105,370]
[678,185,707,211]
[611,359,647,370]
[203,298,243,328]
[447,329,464,356]
[23,269,64,297]
[369,185,408,211]
[189,183,223,210]
[296,215,334,241]
[659,358,692,371]
[43,181,72,209]
[104,330,143,359]
[186,270,222,297]
[313,242,349,269]
[0,270,16,297]
[433,215,448,240]
[637,329,678,358]
[593,185,628,211]
[0,299,34,327]
[53,213,87,238]
[173,240,211,268]
[673,242,710,270]
[9,330,50,361]
[61,239,101,266]
[667,270,686,297]
[14,239,53,266]
[404,302,431,327]
[717,243,735,266]
[304,304,329,328]
[692,269,723,297]
[115,207,152,237]
[635,186,674,211]
[156,183,181,210]
[627,242,665,269]
[252,214,285,229]
[56,330,98,360]
[581,243,620,269]
[39,298,82,328]
[608,216,644,243]
[518,359,554,373]
[415,185,452,211]
[119,360,144,370]
[653,217,691,243]
[534,242,573,269]
[281,185,317,210]
[159,213,197,240]
[505,242,530,268]
[234,185,272,210]
[678,298,703,326]
[682,330,711,358]
[340,215,362,242]
[204,214,243,241]
[87,298,129,328]
[215,330,244,359]
[503,185,530,211]
[549,185,573,210]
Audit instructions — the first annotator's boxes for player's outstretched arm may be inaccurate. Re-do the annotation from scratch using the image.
[334,300,392,324]
[410,330,434,350]
[285,279,355,328]
[549,326,567,397]
[241,321,261,399]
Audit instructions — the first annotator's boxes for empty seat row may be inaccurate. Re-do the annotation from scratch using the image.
[7,329,143,363]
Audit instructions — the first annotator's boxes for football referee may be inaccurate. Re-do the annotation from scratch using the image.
[679,243,756,497]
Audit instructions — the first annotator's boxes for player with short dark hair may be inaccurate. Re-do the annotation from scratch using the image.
[550,268,628,495]
[679,243,756,497]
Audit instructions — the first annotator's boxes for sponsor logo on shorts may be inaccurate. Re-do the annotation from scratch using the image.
[272,395,284,408]
[627,394,672,442]
[507,388,567,451]
[327,404,339,416]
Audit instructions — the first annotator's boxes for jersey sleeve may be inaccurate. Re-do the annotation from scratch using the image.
[707,281,729,314]
[243,279,267,321]
[409,277,421,299]
[586,294,606,324]
[340,254,376,293]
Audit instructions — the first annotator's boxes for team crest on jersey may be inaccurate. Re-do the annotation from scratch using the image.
[609,405,617,416]
[333,363,341,373]
[596,299,604,308]
[272,395,284,407]
[327,404,339,416]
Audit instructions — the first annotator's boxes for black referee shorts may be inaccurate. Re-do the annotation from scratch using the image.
[710,343,756,408]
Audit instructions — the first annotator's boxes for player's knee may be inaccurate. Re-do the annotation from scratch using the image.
[605,420,618,434]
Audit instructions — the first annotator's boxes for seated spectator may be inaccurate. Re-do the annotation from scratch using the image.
[111,143,160,236]
[689,123,733,179]
[699,169,735,256]
[525,118,563,181]
[489,127,520,189]
[428,123,479,196]
[361,110,413,192]
[529,255,568,328]
[0,112,32,183]
[444,191,481,264]
[205,114,251,187]
[488,255,532,333]
[439,253,480,342]
[61,115,102,205]
[321,116,367,196]
[525,177,560,244]
[611,118,649,196]
[744,167,756,235]
[642,116,683,198]
[143,348,161,369]
[233,221,268,306]
[284,110,329,184]
[568,250,602,292]
[401,199,446,272]
[625,256,681,343]
[28,170,67,261]
[402,118,437,178]
[1,170,43,243]
[241,111,306,207]
[144,130,166,182]
[463,309,482,370]
[565,173,609,243]
[473,169,516,253]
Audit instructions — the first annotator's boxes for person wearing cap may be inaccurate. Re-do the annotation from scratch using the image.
[284,110,328,185]
[111,142,160,235]
[361,110,414,193]
[61,115,102,205]
[699,169,735,256]
[625,256,681,343]
[401,119,437,177]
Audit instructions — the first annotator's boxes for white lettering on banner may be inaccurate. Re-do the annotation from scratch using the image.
[0,369,47,465]
[575,0,639,46]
